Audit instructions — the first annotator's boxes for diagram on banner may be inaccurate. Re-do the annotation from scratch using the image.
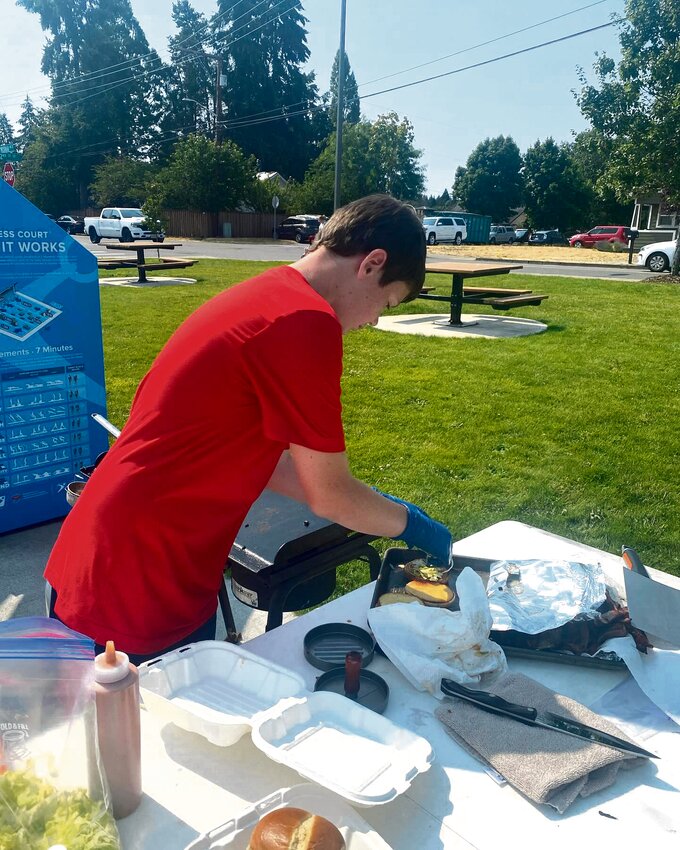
[0,283,62,341]
[0,178,108,532]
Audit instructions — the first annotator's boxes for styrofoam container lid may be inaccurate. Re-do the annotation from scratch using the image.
[184,783,393,850]
[138,641,307,747]
[250,691,434,807]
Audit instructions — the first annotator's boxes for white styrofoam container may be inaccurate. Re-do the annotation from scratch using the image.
[138,641,307,747]
[251,691,434,807]
[184,783,394,850]
[139,642,433,806]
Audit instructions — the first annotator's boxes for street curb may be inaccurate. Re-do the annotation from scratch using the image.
[476,256,636,269]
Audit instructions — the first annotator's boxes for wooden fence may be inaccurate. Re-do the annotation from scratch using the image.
[67,208,279,239]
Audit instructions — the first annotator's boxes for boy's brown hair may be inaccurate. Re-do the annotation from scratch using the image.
[313,194,426,300]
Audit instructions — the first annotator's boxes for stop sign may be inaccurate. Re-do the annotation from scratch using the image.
[3,162,15,187]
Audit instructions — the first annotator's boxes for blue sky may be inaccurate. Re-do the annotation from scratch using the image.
[0,0,624,194]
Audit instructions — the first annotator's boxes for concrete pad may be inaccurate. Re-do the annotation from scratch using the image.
[99,277,196,287]
[377,312,547,339]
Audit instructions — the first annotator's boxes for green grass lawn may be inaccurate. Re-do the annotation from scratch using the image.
[99,261,680,595]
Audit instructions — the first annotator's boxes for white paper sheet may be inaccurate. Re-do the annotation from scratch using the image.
[600,635,680,726]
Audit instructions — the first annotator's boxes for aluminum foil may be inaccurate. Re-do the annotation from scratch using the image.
[487,559,607,634]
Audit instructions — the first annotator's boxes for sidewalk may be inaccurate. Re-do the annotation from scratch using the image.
[476,255,637,269]
[0,521,289,641]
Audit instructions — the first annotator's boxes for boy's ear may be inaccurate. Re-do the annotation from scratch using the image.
[358,248,387,279]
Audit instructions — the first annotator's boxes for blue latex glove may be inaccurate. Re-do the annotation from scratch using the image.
[378,490,452,564]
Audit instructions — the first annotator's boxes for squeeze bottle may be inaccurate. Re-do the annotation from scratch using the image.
[94,640,142,819]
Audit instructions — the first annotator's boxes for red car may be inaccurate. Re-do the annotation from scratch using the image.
[569,225,633,248]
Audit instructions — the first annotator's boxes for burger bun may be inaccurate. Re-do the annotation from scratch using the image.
[247,806,345,850]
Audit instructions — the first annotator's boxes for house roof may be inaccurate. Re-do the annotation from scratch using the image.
[257,171,288,186]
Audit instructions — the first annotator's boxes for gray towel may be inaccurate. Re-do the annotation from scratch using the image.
[435,672,643,813]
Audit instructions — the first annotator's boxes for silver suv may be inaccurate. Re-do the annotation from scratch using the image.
[489,225,516,244]
[422,216,468,246]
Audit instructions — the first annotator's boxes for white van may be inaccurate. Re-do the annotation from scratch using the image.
[422,216,467,246]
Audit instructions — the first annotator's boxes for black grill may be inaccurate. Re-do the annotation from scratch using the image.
[223,491,381,639]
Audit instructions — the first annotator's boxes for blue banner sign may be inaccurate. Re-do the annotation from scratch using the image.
[0,180,108,533]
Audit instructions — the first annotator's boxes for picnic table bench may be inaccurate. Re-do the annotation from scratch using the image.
[420,261,548,327]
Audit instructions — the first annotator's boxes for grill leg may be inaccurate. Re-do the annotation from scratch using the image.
[218,579,242,643]
[359,544,382,581]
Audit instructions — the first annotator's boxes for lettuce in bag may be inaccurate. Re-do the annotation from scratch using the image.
[0,617,121,850]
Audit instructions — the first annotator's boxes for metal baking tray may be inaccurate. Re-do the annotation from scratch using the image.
[370,548,626,670]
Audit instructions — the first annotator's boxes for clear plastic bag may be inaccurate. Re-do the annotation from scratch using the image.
[0,617,121,850]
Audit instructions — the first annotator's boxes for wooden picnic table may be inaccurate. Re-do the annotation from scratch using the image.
[101,241,196,284]
[420,261,547,327]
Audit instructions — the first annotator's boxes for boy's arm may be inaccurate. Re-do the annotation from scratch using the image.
[267,446,452,562]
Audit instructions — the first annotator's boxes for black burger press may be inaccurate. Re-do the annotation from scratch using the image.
[303,623,375,670]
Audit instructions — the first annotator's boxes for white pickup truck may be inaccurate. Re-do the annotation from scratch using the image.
[84,207,164,243]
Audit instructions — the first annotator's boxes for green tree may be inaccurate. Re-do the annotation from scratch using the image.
[522,138,589,232]
[212,0,324,179]
[453,135,523,222]
[329,49,360,125]
[0,113,15,145]
[90,157,158,207]
[15,133,79,214]
[17,96,42,152]
[18,0,168,203]
[160,1,215,151]
[149,134,257,213]
[570,130,633,227]
[576,0,680,273]
[292,113,424,214]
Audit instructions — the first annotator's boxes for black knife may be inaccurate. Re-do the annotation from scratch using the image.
[440,679,658,759]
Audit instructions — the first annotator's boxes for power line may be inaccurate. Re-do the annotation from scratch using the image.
[188,2,619,140]
[360,20,619,101]
[359,0,616,89]
[51,0,303,109]
[0,1,242,104]
[36,15,619,160]
[0,0,297,107]
[219,19,619,131]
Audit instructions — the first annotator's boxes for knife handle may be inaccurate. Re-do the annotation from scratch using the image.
[441,679,538,724]
[621,547,649,577]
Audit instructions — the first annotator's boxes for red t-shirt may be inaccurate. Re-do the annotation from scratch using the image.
[45,266,346,653]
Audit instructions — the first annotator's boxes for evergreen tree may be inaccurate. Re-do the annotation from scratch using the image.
[329,49,360,125]
[17,96,42,151]
[18,0,169,203]
[161,1,215,150]
[452,135,523,222]
[0,114,15,146]
[212,0,324,179]
[437,188,452,209]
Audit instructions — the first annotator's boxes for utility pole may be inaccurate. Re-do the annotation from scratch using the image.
[215,56,223,144]
[333,0,347,211]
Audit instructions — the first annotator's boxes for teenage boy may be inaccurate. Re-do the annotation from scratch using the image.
[45,195,451,663]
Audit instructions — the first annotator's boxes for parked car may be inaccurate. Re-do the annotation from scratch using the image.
[84,208,164,243]
[637,240,676,273]
[422,215,467,246]
[513,228,530,242]
[569,225,632,248]
[488,225,516,244]
[529,230,568,245]
[274,215,320,243]
[56,215,85,234]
